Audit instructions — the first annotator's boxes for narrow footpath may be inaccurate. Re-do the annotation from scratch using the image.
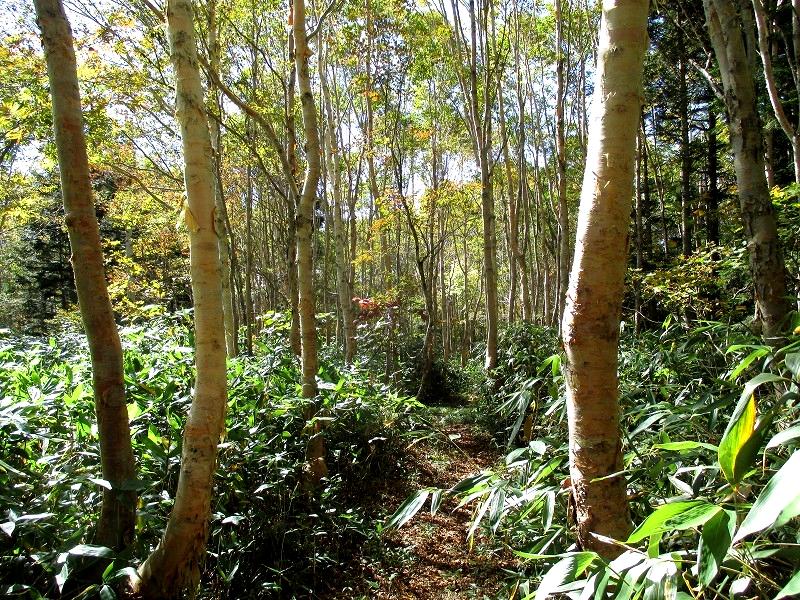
[333,411,517,599]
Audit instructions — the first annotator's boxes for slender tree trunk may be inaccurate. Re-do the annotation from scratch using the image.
[707,105,720,246]
[293,0,327,484]
[136,0,227,595]
[499,87,519,322]
[287,29,302,356]
[752,0,800,183]
[365,0,392,288]
[680,56,693,257]
[705,0,791,341]
[207,0,238,358]
[34,0,137,553]
[555,0,570,326]
[321,56,356,363]
[562,0,648,558]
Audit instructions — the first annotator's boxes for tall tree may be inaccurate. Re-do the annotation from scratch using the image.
[751,0,800,183]
[320,44,356,363]
[207,0,238,358]
[293,0,327,484]
[33,0,137,552]
[704,0,791,341]
[135,0,228,595]
[555,0,571,325]
[437,0,501,370]
[561,0,649,558]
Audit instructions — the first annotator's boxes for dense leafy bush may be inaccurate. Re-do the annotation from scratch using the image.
[0,312,423,598]
[476,323,561,444]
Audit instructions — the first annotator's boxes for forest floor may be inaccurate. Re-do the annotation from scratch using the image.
[330,408,517,599]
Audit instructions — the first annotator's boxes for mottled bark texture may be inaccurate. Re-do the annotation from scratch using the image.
[561,0,649,558]
[135,0,228,596]
[704,0,790,342]
[33,0,137,552]
[293,0,328,485]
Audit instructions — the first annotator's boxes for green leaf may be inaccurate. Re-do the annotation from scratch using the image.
[774,569,800,600]
[68,544,114,558]
[728,347,769,380]
[767,425,800,449]
[735,451,800,542]
[430,489,443,515]
[738,373,789,406]
[628,501,721,544]
[99,585,116,600]
[785,353,800,379]
[16,512,54,522]
[730,411,776,484]
[718,394,756,484]
[698,509,735,587]
[644,560,678,600]
[449,472,490,494]
[533,553,596,600]
[384,489,429,531]
[653,441,718,452]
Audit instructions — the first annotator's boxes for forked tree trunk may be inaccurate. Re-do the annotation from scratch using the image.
[561,0,649,558]
[293,0,328,484]
[33,0,137,552]
[704,0,790,341]
[135,0,228,595]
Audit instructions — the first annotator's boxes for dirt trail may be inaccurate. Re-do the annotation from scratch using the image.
[342,416,517,599]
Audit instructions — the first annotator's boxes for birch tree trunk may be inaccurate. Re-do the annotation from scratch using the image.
[321,53,356,363]
[33,0,137,553]
[555,0,570,326]
[136,0,227,595]
[207,0,238,358]
[561,0,649,558]
[293,0,328,484]
[704,0,790,341]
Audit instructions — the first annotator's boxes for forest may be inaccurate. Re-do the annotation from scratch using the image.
[1,0,800,598]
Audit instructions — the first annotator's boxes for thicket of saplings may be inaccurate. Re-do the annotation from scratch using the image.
[1,302,799,599]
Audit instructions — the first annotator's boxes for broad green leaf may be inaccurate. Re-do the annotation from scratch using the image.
[68,544,113,558]
[737,374,788,405]
[644,559,678,600]
[654,441,718,452]
[735,451,800,541]
[728,347,769,381]
[729,411,776,484]
[628,501,721,544]
[16,512,54,522]
[533,553,596,600]
[767,425,800,449]
[785,352,800,379]
[430,489,443,515]
[449,472,490,494]
[698,509,735,587]
[774,569,800,600]
[99,585,115,600]
[718,395,756,484]
[384,489,429,531]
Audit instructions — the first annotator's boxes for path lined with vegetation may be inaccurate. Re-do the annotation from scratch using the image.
[365,415,513,599]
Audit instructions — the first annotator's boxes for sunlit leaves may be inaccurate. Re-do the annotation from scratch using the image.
[734,451,800,541]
